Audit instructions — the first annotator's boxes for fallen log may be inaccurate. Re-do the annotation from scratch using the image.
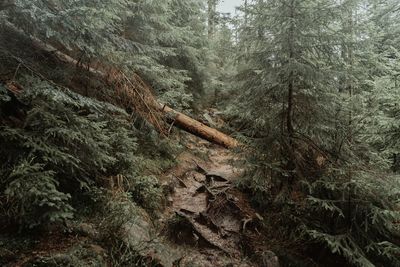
[161,105,238,148]
[2,24,239,148]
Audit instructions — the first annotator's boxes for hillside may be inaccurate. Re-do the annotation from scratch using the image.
[1,1,400,267]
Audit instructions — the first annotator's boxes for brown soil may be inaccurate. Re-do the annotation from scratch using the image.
[159,135,272,267]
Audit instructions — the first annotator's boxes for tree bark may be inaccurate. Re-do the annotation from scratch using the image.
[161,105,239,148]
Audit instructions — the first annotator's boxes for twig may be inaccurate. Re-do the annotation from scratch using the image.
[7,54,70,92]
[12,63,21,81]
[168,118,176,136]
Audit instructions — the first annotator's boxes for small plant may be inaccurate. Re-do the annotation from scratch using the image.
[4,160,74,228]
[129,175,163,212]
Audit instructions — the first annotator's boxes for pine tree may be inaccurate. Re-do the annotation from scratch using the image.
[230,0,345,183]
[209,14,238,106]
[207,0,219,38]
[2,0,211,110]
[228,0,400,265]
[0,0,187,229]
[359,0,400,170]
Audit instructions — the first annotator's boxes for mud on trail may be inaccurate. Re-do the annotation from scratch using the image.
[158,136,279,267]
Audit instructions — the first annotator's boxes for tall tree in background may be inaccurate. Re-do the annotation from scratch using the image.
[164,0,209,109]
[3,0,210,110]
[231,0,344,180]
[227,0,400,265]
[359,0,400,170]
[208,13,237,105]
[207,0,219,38]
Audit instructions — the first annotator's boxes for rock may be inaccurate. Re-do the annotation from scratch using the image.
[260,250,279,267]
[162,179,177,194]
[123,220,151,246]
[72,222,98,239]
[167,196,174,205]
[87,244,106,257]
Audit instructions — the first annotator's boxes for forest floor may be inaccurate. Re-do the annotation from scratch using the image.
[1,116,279,267]
[155,134,278,267]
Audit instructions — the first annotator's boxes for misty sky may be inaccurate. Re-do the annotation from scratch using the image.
[217,0,243,15]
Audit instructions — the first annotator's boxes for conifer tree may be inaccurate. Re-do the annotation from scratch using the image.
[207,0,219,38]
[359,0,400,170]
[229,0,400,265]
[231,0,345,181]
[2,0,210,110]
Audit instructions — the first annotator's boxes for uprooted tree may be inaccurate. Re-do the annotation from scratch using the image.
[0,22,238,149]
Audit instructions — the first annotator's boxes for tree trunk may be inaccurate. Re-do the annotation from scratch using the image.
[208,0,217,39]
[3,24,239,149]
[161,105,239,148]
[287,0,295,139]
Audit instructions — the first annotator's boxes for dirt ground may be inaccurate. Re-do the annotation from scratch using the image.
[158,135,278,267]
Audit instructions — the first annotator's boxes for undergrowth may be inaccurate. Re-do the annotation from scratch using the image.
[237,142,400,267]
[0,76,173,230]
[97,191,156,267]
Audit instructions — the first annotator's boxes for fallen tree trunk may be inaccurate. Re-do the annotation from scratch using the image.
[3,24,239,148]
[161,105,238,148]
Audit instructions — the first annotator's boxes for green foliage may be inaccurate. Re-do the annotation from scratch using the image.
[355,1,400,170]
[0,76,167,228]
[4,160,73,228]
[21,242,107,267]
[2,0,210,110]
[300,169,400,266]
[129,175,162,211]
[240,161,400,266]
[0,84,11,103]
[1,0,399,265]
[208,15,238,106]
[230,0,400,265]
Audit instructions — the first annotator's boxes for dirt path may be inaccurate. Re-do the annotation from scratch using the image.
[158,136,278,267]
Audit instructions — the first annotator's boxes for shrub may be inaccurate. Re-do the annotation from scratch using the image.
[0,76,164,228]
